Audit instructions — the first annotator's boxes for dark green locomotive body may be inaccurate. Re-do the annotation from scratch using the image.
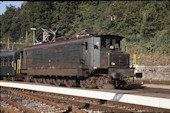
[22,38,85,76]
[21,35,138,87]
[0,35,141,89]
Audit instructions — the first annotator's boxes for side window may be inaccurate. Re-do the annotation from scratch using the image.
[101,39,112,48]
[111,39,115,46]
[2,58,4,66]
[106,39,110,48]
[4,57,8,66]
[85,42,88,50]
[8,57,13,66]
[115,43,119,48]
[0,57,3,66]
[20,51,23,59]
[101,39,106,47]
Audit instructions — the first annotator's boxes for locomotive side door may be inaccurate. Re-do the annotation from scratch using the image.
[92,37,100,67]
[83,37,101,68]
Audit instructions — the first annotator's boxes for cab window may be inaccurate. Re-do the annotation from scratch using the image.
[101,38,120,49]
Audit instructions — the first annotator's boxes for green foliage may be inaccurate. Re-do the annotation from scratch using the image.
[0,1,169,56]
[0,5,17,40]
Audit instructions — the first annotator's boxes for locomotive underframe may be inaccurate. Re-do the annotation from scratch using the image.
[18,66,134,89]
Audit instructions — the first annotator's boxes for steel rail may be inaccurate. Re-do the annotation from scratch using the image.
[2,86,170,112]
[37,91,170,112]
[29,92,129,112]
[23,89,170,112]
[0,106,20,113]
[1,97,37,113]
[8,90,86,113]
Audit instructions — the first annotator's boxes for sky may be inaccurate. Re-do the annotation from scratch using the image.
[0,1,24,15]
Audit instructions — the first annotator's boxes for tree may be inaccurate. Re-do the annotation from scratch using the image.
[0,5,17,40]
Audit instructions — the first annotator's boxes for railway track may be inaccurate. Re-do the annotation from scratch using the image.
[1,87,85,113]
[0,95,78,113]
[1,86,170,113]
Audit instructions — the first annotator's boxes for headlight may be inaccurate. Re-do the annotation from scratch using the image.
[111,62,115,66]
[93,67,97,69]
[110,45,114,49]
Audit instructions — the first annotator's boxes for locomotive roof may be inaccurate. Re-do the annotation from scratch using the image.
[24,38,85,50]
[97,35,125,39]
[24,35,124,50]
[0,50,20,57]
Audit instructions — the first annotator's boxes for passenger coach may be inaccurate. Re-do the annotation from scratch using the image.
[0,50,21,80]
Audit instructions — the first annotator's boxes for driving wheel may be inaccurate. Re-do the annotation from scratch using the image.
[52,79,61,86]
[37,78,43,83]
[80,79,88,88]
[64,79,75,87]
[43,78,51,84]
[96,76,105,89]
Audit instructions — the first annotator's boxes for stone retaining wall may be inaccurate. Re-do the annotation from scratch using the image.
[135,65,170,80]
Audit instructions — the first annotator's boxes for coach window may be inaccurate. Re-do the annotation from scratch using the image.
[4,57,8,66]
[8,57,12,66]
[2,58,4,66]
[0,57,3,66]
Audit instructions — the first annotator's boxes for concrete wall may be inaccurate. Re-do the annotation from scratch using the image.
[135,65,170,80]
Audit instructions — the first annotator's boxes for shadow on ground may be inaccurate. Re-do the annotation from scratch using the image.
[127,84,146,90]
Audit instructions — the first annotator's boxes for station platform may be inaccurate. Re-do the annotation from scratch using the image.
[0,81,170,109]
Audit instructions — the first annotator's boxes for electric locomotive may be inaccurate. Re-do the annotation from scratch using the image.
[0,35,142,89]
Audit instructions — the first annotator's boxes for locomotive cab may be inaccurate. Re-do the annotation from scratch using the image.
[83,35,129,68]
[82,35,136,88]
[99,35,134,85]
